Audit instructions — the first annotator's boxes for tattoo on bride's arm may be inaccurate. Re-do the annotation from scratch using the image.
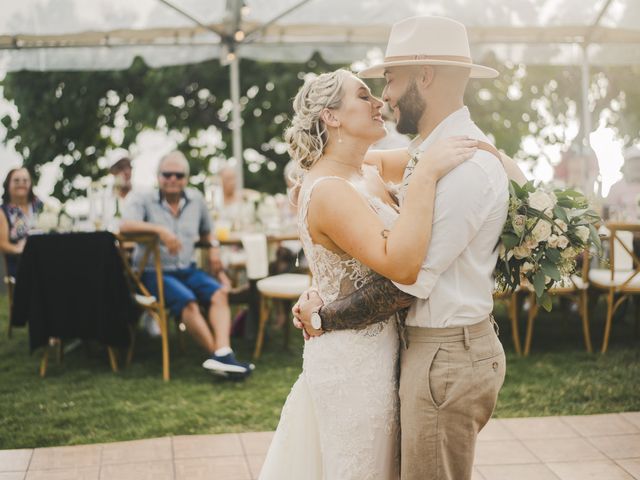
[320,275,415,331]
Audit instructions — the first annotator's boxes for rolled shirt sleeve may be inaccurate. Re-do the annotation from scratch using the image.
[393,161,497,299]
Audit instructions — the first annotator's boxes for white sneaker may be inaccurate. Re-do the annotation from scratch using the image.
[202,352,252,375]
[142,312,161,338]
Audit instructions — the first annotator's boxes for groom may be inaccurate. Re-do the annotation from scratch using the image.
[295,16,509,480]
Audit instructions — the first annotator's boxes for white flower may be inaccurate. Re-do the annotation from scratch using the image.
[557,235,569,249]
[513,245,532,259]
[58,214,73,232]
[554,220,568,233]
[532,220,552,243]
[561,246,577,259]
[548,234,559,248]
[42,198,62,215]
[512,215,526,234]
[37,212,59,231]
[575,225,590,244]
[528,190,555,212]
[521,262,534,274]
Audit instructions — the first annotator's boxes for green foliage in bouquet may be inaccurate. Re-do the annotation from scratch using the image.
[495,181,601,311]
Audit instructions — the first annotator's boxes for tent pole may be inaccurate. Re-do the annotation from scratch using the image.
[230,54,244,189]
[580,43,593,194]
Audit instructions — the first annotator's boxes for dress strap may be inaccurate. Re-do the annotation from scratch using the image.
[297,176,354,249]
[299,176,351,220]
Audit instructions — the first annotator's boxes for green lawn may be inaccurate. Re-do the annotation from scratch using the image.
[0,294,638,449]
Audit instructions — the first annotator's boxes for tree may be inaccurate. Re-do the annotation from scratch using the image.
[3,51,640,201]
[1,53,339,200]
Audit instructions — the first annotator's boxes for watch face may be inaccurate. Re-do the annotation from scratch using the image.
[311,312,321,330]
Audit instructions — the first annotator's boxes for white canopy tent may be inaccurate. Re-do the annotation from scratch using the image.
[1,0,639,187]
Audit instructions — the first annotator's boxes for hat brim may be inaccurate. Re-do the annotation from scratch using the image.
[358,59,498,79]
[109,158,132,173]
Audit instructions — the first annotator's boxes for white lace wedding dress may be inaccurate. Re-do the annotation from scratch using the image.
[259,171,401,480]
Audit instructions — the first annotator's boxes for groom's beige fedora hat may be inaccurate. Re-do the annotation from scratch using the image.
[359,16,498,79]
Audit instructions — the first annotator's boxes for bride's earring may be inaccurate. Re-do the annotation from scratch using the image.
[337,126,343,144]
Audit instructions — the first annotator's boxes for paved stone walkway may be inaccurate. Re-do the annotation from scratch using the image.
[1,412,639,479]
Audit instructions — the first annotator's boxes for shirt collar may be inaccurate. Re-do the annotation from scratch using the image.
[158,189,189,213]
[408,106,471,155]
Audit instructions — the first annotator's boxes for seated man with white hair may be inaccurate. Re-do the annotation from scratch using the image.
[120,150,254,378]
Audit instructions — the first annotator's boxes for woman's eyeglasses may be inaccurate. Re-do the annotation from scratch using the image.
[161,171,186,180]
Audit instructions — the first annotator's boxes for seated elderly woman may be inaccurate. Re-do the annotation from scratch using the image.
[0,168,42,277]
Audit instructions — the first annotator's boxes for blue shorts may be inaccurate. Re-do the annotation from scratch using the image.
[141,265,222,319]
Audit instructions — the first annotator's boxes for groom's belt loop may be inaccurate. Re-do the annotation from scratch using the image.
[463,327,471,350]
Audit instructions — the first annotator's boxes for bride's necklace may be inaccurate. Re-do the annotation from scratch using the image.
[324,158,363,176]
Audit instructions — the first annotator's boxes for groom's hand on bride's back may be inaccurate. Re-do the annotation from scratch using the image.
[292,289,324,338]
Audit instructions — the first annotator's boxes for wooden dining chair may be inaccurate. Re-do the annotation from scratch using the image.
[520,249,593,355]
[242,233,311,359]
[492,288,522,355]
[115,232,171,381]
[588,222,640,353]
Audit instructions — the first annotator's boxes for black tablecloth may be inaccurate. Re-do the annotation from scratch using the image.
[11,231,137,352]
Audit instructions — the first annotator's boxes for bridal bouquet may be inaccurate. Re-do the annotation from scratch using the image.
[495,181,601,311]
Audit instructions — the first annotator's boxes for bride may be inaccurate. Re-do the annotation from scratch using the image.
[259,69,477,480]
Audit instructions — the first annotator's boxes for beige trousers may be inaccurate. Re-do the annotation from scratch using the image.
[399,317,506,480]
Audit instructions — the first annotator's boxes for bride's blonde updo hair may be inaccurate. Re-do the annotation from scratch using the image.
[284,69,352,171]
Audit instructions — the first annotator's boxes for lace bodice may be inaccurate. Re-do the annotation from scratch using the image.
[297,166,398,305]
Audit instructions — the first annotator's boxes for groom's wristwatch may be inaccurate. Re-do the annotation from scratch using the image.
[310,306,323,331]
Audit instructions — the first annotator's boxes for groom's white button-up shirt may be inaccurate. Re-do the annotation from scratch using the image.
[393,106,508,328]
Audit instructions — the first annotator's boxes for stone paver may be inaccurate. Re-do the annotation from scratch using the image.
[547,460,635,480]
[561,413,639,437]
[501,416,579,439]
[0,412,637,479]
[0,473,27,480]
[0,450,32,472]
[522,437,607,463]
[617,458,640,479]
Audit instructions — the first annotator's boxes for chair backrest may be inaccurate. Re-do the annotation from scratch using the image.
[241,233,269,280]
[612,230,634,271]
[115,232,165,305]
[606,222,640,289]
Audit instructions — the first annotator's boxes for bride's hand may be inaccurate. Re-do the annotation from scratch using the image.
[413,136,478,181]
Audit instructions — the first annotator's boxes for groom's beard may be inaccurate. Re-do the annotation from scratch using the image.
[395,80,426,135]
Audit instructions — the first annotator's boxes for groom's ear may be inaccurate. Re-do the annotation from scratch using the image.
[320,108,341,128]
[416,66,435,92]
